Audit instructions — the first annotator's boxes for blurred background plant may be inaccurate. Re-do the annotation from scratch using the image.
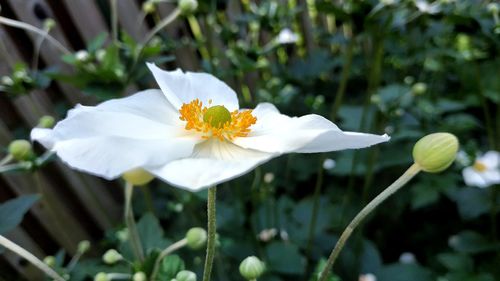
[0,0,499,280]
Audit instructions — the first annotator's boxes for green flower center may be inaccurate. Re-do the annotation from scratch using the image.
[203,105,232,128]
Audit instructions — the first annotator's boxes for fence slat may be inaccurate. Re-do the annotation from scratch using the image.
[116,0,148,41]
[61,0,108,43]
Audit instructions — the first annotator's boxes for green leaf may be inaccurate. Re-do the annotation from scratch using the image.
[449,231,500,254]
[449,187,491,220]
[136,213,170,255]
[378,263,434,281]
[87,32,108,53]
[0,194,40,234]
[437,252,473,273]
[156,254,185,281]
[265,241,305,275]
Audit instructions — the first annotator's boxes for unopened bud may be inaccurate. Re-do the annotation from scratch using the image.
[178,0,198,15]
[43,19,56,31]
[77,240,90,254]
[75,50,89,61]
[122,168,154,186]
[1,76,13,86]
[38,115,55,128]
[413,132,459,173]
[487,3,498,14]
[142,1,155,14]
[411,82,427,95]
[176,270,197,281]
[43,256,56,267]
[8,139,33,161]
[133,272,147,281]
[186,227,207,250]
[94,273,109,281]
[102,249,122,264]
[239,256,265,280]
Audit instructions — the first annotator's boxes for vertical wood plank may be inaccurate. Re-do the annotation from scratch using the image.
[116,0,148,41]
[61,0,108,43]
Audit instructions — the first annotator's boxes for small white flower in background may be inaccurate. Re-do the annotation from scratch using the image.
[31,63,389,191]
[257,228,277,242]
[279,229,289,241]
[276,28,299,45]
[263,172,275,184]
[462,151,500,188]
[75,50,89,61]
[359,273,377,281]
[399,252,416,264]
[414,0,441,14]
[323,158,336,170]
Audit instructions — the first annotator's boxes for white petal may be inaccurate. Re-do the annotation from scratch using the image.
[51,136,195,179]
[149,140,275,191]
[233,103,390,153]
[481,170,500,185]
[462,167,489,188]
[147,63,239,111]
[479,151,500,169]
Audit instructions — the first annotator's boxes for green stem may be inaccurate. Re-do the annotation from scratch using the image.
[110,0,118,45]
[0,16,70,55]
[202,186,217,281]
[124,182,144,262]
[187,16,211,61]
[0,235,65,281]
[142,8,181,46]
[318,163,421,281]
[151,238,188,280]
[0,155,13,166]
[305,157,324,259]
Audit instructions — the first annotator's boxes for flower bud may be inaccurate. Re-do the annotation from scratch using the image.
[239,256,265,280]
[43,18,56,31]
[122,168,154,186]
[176,270,197,281]
[8,139,33,161]
[178,0,198,15]
[1,76,13,86]
[94,273,109,281]
[77,240,90,254]
[487,3,499,14]
[411,82,427,95]
[38,115,55,128]
[102,249,122,264]
[43,256,56,267]
[263,172,275,184]
[412,132,459,173]
[186,227,207,250]
[75,50,90,61]
[133,272,147,281]
[142,1,155,14]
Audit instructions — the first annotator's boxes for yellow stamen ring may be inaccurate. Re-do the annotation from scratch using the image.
[179,99,257,141]
[473,160,487,172]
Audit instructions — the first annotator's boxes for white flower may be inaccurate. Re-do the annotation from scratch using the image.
[359,273,377,281]
[323,158,336,170]
[276,28,299,45]
[399,252,416,264]
[75,50,90,61]
[462,151,500,188]
[31,63,390,191]
[414,0,441,14]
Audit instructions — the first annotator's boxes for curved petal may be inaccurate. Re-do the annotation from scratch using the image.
[147,63,239,111]
[479,151,500,169]
[481,170,500,185]
[233,103,390,153]
[149,140,275,191]
[462,167,488,188]
[50,136,195,179]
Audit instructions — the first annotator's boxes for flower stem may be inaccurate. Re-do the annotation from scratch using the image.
[0,16,71,55]
[124,182,144,262]
[110,0,118,45]
[150,238,188,280]
[318,163,421,281]
[0,155,13,166]
[142,8,181,46]
[187,15,211,61]
[202,186,217,281]
[0,234,65,281]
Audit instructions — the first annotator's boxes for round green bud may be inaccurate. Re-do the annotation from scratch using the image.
[203,105,231,128]
[142,1,155,14]
[122,168,154,186]
[94,273,109,281]
[239,256,265,280]
[43,18,56,30]
[176,270,197,281]
[43,256,56,267]
[133,272,147,281]
[412,132,459,173]
[1,76,13,86]
[186,227,207,250]
[178,0,198,15]
[487,3,498,14]
[102,249,122,264]
[8,139,33,161]
[77,240,90,254]
[38,115,55,128]
[411,82,427,95]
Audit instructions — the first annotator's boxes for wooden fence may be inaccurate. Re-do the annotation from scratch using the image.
[0,0,212,279]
